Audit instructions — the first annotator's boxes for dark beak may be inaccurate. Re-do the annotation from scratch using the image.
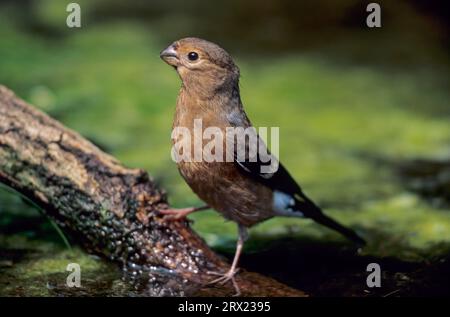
[160,45,179,65]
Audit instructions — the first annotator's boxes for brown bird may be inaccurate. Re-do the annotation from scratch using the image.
[159,38,365,294]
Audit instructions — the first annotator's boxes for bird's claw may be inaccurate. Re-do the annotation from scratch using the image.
[206,268,241,296]
[157,207,195,221]
[157,206,208,221]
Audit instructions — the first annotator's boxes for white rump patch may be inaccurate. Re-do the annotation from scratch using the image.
[272,190,304,217]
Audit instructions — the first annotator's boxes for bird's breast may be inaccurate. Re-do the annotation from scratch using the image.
[172,98,273,226]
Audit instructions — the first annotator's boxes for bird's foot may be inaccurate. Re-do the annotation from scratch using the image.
[206,268,241,296]
[157,205,209,221]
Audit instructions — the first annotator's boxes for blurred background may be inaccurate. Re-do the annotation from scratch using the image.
[0,0,449,296]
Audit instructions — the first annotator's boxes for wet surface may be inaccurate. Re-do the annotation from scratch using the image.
[1,232,448,297]
[0,238,190,297]
[236,237,450,297]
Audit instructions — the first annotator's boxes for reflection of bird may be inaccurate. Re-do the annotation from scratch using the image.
[160,38,365,295]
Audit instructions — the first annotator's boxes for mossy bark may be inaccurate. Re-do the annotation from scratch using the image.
[0,85,305,296]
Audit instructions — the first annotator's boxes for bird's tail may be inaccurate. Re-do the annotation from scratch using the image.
[297,197,366,246]
[309,211,366,246]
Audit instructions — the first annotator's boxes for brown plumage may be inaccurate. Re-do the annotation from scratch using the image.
[160,37,365,294]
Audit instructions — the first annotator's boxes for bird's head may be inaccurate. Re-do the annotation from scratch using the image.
[160,38,240,96]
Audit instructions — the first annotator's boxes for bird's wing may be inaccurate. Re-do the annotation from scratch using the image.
[232,134,310,213]
[233,134,366,245]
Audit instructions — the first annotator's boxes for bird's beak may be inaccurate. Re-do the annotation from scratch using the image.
[160,45,179,66]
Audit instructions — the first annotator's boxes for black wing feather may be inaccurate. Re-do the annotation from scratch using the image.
[234,137,366,245]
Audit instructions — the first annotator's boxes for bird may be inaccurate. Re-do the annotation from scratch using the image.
[159,37,365,295]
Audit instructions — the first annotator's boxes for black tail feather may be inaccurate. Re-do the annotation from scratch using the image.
[297,197,366,246]
[310,212,366,246]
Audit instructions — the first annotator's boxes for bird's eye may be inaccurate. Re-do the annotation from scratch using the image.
[187,52,199,61]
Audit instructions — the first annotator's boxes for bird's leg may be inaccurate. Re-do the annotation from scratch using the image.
[207,225,248,296]
[157,205,209,220]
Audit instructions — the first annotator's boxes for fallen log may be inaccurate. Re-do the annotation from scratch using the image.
[0,85,305,296]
